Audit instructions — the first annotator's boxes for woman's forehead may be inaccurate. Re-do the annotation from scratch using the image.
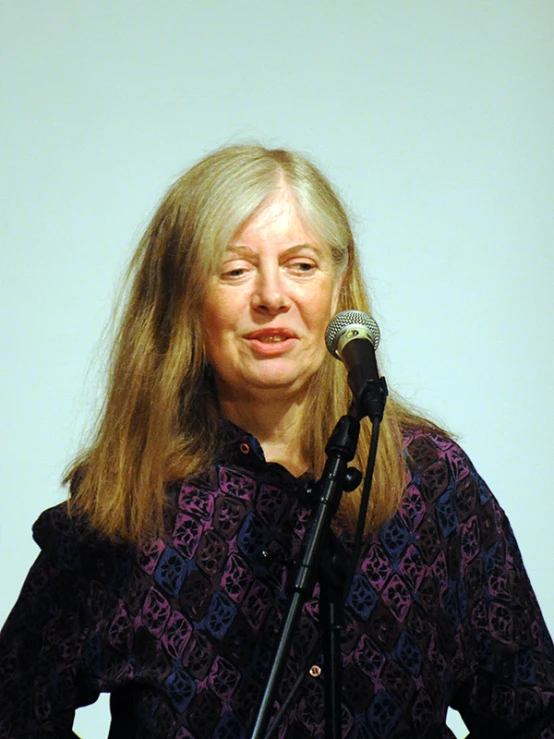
[232,188,317,243]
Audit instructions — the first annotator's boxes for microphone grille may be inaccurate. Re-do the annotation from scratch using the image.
[325,310,381,357]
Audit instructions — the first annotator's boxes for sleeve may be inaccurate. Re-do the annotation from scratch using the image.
[446,445,554,738]
[0,507,102,738]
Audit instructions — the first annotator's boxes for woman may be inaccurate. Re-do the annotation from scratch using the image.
[1,144,553,738]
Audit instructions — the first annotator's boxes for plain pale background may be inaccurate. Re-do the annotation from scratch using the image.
[1,2,553,737]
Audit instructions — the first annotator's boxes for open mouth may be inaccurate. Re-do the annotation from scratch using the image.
[244,329,298,354]
[244,328,297,343]
[255,335,289,343]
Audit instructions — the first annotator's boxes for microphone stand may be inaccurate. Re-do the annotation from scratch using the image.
[251,365,388,738]
[251,411,361,739]
[318,528,352,738]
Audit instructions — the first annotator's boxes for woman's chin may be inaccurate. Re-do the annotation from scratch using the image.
[220,369,313,398]
[247,371,306,392]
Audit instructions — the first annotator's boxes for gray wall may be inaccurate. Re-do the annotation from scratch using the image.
[1,3,553,736]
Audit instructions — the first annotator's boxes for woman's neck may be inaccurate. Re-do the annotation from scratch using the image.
[218,390,310,477]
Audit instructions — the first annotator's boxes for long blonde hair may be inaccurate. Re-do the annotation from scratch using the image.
[66,144,437,544]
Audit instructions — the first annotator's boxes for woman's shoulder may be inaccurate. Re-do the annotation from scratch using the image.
[402,426,479,485]
[31,502,132,586]
[396,425,503,546]
[399,426,495,526]
[33,501,106,548]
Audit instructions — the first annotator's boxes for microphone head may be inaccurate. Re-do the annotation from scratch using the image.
[325,310,381,359]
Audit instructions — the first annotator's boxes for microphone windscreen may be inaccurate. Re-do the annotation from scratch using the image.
[325,310,381,358]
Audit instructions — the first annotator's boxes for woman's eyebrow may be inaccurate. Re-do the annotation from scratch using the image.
[225,243,323,257]
[224,244,255,257]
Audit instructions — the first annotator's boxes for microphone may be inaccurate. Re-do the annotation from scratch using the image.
[325,310,387,421]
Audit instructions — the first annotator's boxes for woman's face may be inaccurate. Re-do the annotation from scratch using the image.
[202,190,342,403]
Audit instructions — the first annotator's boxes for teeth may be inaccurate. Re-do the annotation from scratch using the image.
[260,336,286,342]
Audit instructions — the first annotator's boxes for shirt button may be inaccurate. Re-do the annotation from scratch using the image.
[239,443,250,454]
[309,665,322,678]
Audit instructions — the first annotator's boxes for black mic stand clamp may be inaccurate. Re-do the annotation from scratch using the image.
[251,412,361,739]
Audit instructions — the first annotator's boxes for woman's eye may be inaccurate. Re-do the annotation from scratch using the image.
[221,265,249,279]
[290,261,316,273]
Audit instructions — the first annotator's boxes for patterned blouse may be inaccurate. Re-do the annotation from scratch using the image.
[1,423,554,738]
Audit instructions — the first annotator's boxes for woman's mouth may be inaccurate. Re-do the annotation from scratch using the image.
[244,328,298,353]
[245,328,297,341]
[256,335,288,343]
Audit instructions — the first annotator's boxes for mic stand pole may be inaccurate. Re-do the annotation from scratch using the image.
[251,412,361,739]
[319,530,351,738]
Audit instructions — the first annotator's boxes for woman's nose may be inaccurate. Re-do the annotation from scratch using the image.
[251,265,290,314]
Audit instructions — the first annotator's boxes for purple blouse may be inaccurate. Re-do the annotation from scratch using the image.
[1,424,554,738]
